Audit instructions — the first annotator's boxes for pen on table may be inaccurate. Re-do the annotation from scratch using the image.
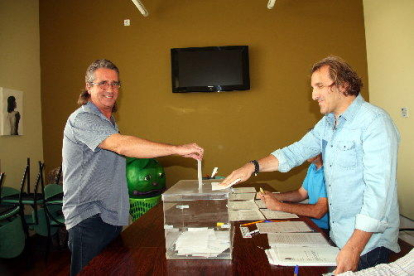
[294,265,299,276]
[241,220,264,226]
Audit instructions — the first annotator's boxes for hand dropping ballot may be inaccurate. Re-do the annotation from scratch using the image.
[211,178,241,191]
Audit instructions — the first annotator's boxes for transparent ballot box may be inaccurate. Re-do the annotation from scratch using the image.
[162,179,233,259]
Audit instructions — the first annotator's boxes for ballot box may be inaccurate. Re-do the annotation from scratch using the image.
[162,179,233,259]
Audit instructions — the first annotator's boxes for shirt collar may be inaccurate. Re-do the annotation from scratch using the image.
[83,101,113,122]
[341,94,364,123]
[325,94,365,125]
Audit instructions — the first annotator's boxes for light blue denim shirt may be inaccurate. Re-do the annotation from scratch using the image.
[272,95,400,255]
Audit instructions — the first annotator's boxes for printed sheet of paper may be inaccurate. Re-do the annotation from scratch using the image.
[267,233,331,247]
[260,209,299,220]
[229,193,256,201]
[228,201,259,210]
[229,209,265,222]
[257,221,313,233]
[175,228,230,257]
[231,187,257,194]
[255,200,267,209]
[266,246,339,266]
[256,191,280,200]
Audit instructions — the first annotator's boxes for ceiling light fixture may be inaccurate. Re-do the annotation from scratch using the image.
[267,0,276,9]
[131,0,149,17]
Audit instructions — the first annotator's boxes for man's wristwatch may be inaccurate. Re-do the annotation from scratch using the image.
[250,160,260,176]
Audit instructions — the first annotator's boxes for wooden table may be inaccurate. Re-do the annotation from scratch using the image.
[80,185,335,275]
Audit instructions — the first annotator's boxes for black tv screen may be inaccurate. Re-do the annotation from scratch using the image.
[171,46,250,93]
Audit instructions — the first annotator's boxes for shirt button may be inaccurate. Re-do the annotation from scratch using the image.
[331,145,333,148]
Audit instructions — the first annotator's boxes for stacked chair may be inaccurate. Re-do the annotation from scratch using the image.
[0,172,26,259]
[0,159,65,261]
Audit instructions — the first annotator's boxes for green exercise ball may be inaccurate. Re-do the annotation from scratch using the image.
[126,157,166,199]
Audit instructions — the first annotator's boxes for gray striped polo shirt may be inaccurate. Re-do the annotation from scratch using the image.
[62,101,129,230]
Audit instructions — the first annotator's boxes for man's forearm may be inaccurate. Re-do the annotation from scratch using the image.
[101,134,177,158]
[256,155,280,172]
[275,199,328,219]
[274,188,308,202]
[334,229,373,274]
[344,229,373,256]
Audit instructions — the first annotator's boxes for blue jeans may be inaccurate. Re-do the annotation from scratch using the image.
[358,246,392,270]
[68,214,122,276]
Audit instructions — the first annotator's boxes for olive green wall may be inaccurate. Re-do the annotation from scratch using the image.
[0,0,44,189]
[39,0,368,190]
[363,0,414,219]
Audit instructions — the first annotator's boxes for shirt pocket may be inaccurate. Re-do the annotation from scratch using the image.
[336,140,357,170]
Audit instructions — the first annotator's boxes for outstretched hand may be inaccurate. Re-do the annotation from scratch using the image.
[176,143,204,160]
[220,162,255,187]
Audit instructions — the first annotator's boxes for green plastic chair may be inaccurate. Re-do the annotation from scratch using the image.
[36,183,65,260]
[0,215,25,259]
[0,173,20,221]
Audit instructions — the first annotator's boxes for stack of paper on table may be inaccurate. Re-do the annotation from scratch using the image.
[256,191,280,200]
[265,246,339,266]
[229,209,265,221]
[174,228,230,257]
[267,233,331,247]
[260,209,299,219]
[254,200,266,208]
[231,187,257,193]
[229,193,256,201]
[228,201,258,210]
[257,221,313,233]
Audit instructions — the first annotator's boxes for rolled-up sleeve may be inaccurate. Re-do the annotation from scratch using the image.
[271,126,322,173]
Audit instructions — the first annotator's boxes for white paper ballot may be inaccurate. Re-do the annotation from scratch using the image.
[211,182,230,191]
[174,229,230,257]
[265,246,340,266]
[255,200,267,209]
[229,193,256,201]
[256,191,280,200]
[211,178,241,191]
[257,221,313,233]
[197,159,203,187]
[228,201,259,210]
[231,187,257,193]
[267,233,331,247]
[228,209,265,221]
[260,209,299,220]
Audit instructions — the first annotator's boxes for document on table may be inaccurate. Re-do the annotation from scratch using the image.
[267,233,331,247]
[174,228,230,257]
[228,201,259,210]
[265,246,339,266]
[256,191,280,200]
[229,193,256,201]
[255,200,267,209]
[229,209,265,221]
[257,221,313,233]
[231,187,257,193]
[260,209,299,220]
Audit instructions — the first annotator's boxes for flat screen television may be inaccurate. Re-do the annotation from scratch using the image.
[171,46,250,93]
